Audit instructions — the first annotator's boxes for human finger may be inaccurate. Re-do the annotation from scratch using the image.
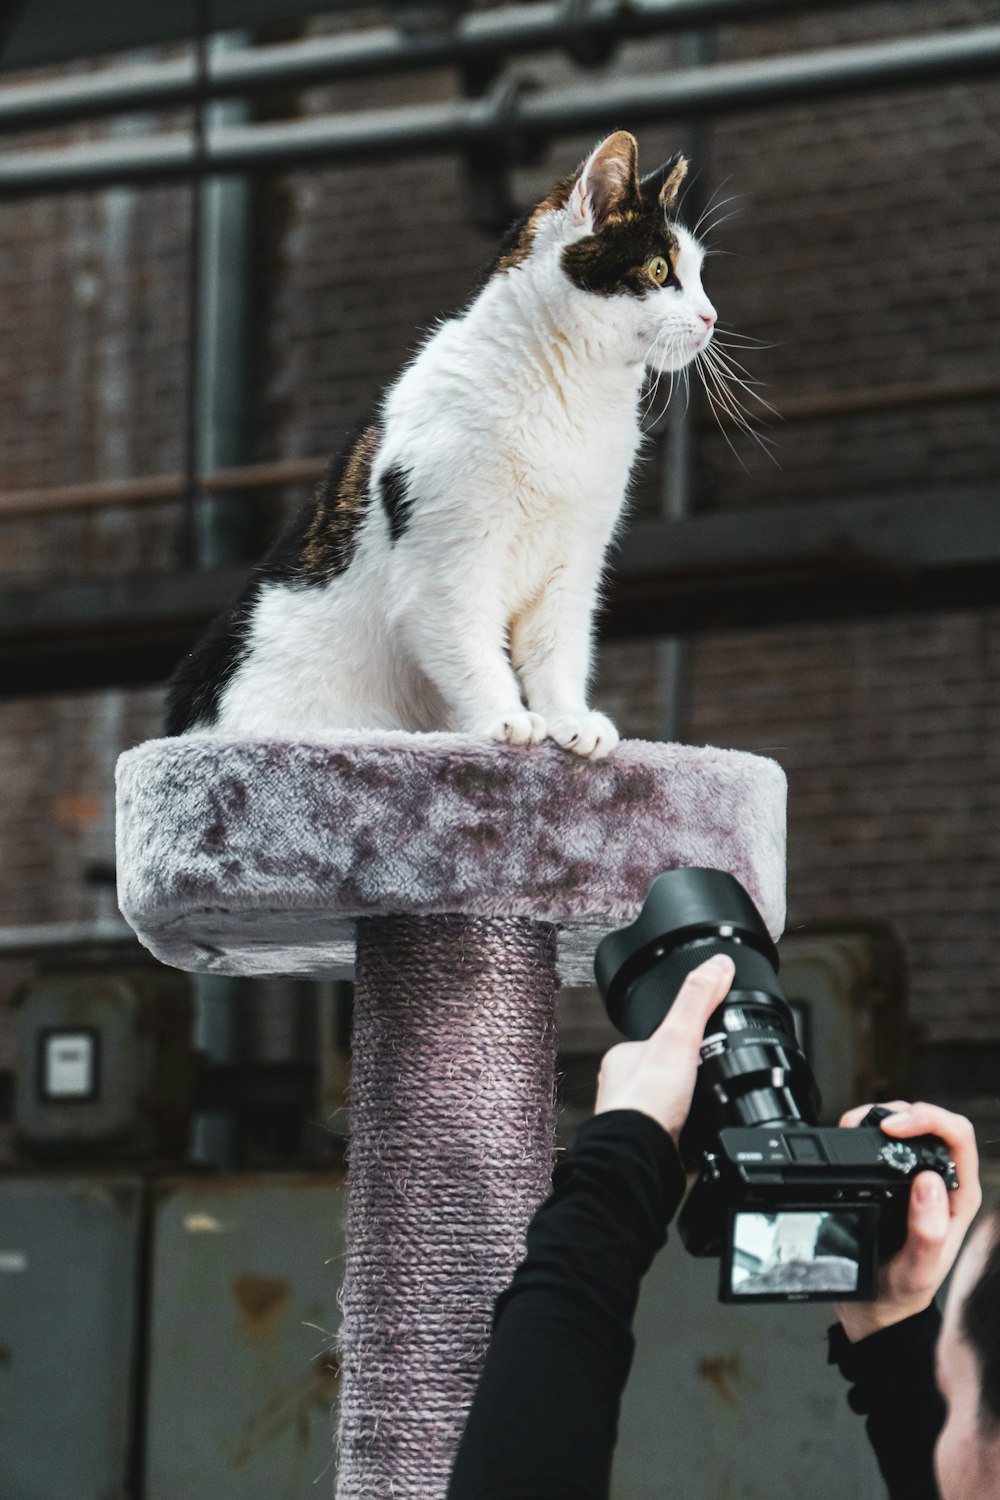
[879,1102,982,1221]
[650,955,735,1047]
[887,1170,954,1291]
[838,1100,912,1130]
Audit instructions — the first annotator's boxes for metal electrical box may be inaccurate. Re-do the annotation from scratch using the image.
[145,1171,347,1500]
[14,965,195,1158]
[0,1175,144,1500]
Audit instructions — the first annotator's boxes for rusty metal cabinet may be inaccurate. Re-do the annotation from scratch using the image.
[0,1175,143,1500]
[144,1171,346,1500]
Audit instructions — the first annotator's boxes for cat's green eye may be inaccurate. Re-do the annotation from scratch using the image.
[647,255,671,286]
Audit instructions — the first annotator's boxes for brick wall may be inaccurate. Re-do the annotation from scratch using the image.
[0,5,997,1065]
[594,607,1000,1048]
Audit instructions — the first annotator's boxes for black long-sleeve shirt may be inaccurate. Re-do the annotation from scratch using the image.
[447,1107,945,1500]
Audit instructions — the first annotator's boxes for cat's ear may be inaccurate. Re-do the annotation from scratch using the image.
[568,131,640,229]
[640,151,689,214]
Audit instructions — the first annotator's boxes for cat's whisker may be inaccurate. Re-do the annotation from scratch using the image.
[695,360,750,472]
[697,350,780,464]
[713,327,777,349]
[712,337,779,358]
[640,329,685,427]
[690,179,736,239]
[661,336,691,420]
[706,338,771,374]
[704,350,775,404]
[705,375,777,465]
[704,345,781,420]
[639,336,669,425]
[673,165,706,222]
[703,367,779,454]
[699,355,758,438]
[697,207,742,243]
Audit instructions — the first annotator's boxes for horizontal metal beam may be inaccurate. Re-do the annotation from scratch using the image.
[603,487,1000,636]
[0,0,354,73]
[2,490,997,698]
[2,26,999,195]
[4,374,999,521]
[0,0,868,132]
[0,456,328,520]
[0,920,138,959]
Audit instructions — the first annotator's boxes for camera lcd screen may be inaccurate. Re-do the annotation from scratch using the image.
[724,1206,879,1302]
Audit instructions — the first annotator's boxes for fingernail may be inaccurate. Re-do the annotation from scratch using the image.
[916,1175,938,1203]
[705,955,733,971]
[883,1111,911,1127]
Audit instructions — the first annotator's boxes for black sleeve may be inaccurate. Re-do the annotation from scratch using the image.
[446,1108,688,1500]
[827,1303,945,1500]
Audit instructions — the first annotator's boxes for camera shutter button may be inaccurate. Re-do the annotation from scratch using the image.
[880,1141,919,1174]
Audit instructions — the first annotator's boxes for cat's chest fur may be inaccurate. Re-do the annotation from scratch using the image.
[384,309,644,610]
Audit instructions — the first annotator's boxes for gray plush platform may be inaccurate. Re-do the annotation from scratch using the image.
[116,731,787,982]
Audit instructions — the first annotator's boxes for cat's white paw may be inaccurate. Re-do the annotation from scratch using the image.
[549,711,619,760]
[486,711,548,747]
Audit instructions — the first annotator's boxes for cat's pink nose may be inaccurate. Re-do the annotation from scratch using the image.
[699,310,717,327]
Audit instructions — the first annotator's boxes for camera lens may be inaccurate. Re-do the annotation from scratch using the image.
[594,869,820,1165]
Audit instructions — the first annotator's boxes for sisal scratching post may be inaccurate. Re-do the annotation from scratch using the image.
[343,915,558,1495]
[116,731,786,1498]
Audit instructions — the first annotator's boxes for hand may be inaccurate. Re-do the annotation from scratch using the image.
[834,1099,983,1343]
[593,954,735,1146]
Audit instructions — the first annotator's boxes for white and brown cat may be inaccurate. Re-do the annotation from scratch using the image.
[165,130,717,760]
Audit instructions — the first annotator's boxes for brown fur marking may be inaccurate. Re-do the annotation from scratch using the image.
[301,423,379,580]
[659,155,688,210]
[490,169,579,278]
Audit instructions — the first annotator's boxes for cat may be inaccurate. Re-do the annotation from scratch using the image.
[165,130,717,760]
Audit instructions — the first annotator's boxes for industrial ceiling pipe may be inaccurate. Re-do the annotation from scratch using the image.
[1,25,999,197]
[0,0,883,132]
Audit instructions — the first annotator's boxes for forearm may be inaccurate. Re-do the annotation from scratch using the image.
[827,1303,944,1500]
[446,1109,687,1500]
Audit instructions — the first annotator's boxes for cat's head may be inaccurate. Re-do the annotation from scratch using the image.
[493,130,716,373]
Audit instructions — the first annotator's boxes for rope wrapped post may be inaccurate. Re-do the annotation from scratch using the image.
[116,731,787,1497]
[340,915,558,1495]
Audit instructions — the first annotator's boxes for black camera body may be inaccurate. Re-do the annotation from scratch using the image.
[594,868,960,1305]
[683,1106,959,1302]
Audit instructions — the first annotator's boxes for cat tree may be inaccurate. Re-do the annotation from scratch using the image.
[116,729,786,1498]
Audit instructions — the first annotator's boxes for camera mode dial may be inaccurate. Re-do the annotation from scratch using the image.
[879,1141,919,1174]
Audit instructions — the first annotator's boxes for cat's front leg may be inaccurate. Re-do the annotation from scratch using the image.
[510,557,620,761]
[402,575,547,747]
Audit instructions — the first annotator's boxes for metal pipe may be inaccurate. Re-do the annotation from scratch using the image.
[656,26,711,745]
[0,458,327,519]
[190,33,257,569]
[2,26,999,195]
[0,0,883,132]
[0,921,138,959]
[3,373,998,519]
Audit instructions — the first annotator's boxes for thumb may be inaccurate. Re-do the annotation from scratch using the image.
[896,1171,950,1279]
[651,955,735,1046]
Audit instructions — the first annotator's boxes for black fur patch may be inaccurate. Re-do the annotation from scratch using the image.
[164,415,381,735]
[380,465,412,543]
[561,211,680,298]
[164,589,256,736]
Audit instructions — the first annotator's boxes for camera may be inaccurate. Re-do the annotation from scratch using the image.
[594,869,958,1304]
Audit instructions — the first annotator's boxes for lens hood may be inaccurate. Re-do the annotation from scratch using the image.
[594,867,779,1023]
